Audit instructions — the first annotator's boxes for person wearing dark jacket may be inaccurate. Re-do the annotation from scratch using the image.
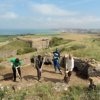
[10,58,22,82]
[35,55,43,81]
[53,49,62,74]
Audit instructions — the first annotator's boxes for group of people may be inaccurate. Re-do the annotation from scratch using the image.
[10,48,74,83]
[52,48,74,83]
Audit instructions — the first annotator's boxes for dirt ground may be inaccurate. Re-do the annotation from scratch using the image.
[0,64,100,87]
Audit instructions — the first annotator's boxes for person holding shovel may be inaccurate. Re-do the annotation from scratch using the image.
[64,54,74,83]
[35,55,44,81]
[10,58,22,82]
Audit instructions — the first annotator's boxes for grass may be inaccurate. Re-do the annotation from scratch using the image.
[61,85,100,100]
[57,35,100,61]
[49,37,73,47]
[30,33,100,61]
[0,83,100,100]
[1,33,100,61]
[0,40,33,51]
[0,33,100,100]
[0,58,5,63]
[0,35,16,42]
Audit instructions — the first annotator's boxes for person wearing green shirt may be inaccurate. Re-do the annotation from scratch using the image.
[10,58,22,82]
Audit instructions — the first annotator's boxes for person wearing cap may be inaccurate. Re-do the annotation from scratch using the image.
[10,58,22,82]
[64,54,74,82]
[53,48,62,74]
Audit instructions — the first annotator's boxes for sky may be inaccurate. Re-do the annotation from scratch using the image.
[0,0,100,29]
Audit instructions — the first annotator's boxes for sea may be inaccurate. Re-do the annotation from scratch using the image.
[0,29,59,35]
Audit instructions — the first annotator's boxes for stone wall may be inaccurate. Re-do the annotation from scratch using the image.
[44,56,100,78]
[73,58,100,78]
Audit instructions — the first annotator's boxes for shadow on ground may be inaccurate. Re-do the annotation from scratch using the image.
[43,69,55,74]
[1,73,13,81]
[44,77,62,83]
[23,75,37,81]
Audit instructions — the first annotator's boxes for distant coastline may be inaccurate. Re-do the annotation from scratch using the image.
[0,29,59,35]
[0,28,100,35]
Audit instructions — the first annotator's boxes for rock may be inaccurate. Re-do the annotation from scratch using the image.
[0,86,4,91]
[88,63,100,77]
[74,58,100,78]
[44,56,52,65]
[53,82,69,92]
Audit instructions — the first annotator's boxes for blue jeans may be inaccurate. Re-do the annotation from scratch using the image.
[53,60,61,71]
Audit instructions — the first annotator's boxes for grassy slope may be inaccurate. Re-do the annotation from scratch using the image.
[0,35,16,42]
[47,33,100,61]
[0,33,100,100]
[29,33,100,61]
[0,33,100,61]
[0,40,31,51]
[0,82,100,100]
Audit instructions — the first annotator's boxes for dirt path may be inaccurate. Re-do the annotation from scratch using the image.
[0,41,10,47]
[0,65,87,86]
[0,64,100,87]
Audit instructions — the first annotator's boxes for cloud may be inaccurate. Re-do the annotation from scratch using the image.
[0,12,18,19]
[0,13,100,29]
[70,0,94,5]
[0,3,12,8]
[67,16,100,24]
[0,3,14,13]
[32,3,77,16]
[41,15,100,28]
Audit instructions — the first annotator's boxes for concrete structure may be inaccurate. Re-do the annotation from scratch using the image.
[17,37,50,50]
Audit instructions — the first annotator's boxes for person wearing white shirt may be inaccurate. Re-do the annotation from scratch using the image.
[64,54,74,82]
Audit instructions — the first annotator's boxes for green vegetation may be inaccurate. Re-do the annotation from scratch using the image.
[0,58,4,63]
[58,37,100,61]
[49,37,73,47]
[0,34,100,61]
[92,38,100,47]
[0,40,31,51]
[61,85,100,100]
[0,39,37,58]
[17,47,37,55]
[0,34,100,100]
[0,90,5,100]
[60,44,86,52]
[1,40,34,52]
[0,35,15,42]
[0,83,100,100]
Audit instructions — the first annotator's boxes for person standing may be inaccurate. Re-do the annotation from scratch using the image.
[53,49,62,74]
[64,54,74,82]
[35,55,43,81]
[10,58,22,82]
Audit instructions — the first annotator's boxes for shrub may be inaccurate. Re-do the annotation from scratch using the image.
[0,90,5,100]
[0,58,4,63]
[49,37,73,47]
[60,44,86,52]
[92,38,100,47]
[61,85,100,100]
[17,47,37,55]
[69,44,86,50]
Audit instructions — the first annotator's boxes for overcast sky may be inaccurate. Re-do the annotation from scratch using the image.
[0,0,100,29]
